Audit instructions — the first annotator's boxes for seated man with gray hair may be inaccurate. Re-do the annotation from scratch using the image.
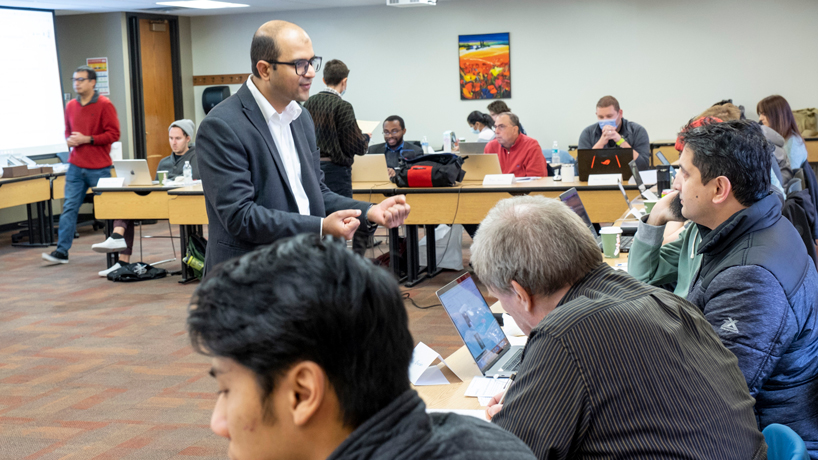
[473,195,765,460]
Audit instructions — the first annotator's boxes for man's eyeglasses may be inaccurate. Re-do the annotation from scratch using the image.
[383,129,403,137]
[264,56,322,76]
[72,77,91,82]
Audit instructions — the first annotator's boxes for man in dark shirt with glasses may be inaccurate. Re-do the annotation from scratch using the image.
[367,115,424,181]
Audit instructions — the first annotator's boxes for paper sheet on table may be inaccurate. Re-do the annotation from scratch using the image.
[427,409,487,419]
[408,342,450,386]
[477,397,492,406]
[465,376,511,397]
[357,120,380,135]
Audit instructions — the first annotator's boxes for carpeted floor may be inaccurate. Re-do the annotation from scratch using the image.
[0,222,490,459]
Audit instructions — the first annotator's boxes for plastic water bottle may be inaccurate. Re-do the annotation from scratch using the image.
[421,136,430,154]
[183,161,193,185]
[551,141,560,166]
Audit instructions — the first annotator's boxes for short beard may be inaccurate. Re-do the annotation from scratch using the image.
[669,194,684,220]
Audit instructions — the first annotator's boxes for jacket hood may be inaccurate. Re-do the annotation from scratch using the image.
[697,193,782,256]
[761,125,786,148]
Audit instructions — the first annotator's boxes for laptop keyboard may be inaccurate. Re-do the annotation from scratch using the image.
[502,349,523,372]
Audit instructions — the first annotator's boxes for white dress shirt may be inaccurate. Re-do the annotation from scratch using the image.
[246,77,311,216]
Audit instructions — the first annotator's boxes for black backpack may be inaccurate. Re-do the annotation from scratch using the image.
[395,153,465,188]
[107,262,167,282]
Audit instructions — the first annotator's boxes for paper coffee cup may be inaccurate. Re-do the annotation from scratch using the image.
[157,170,169,185]
[643,200,658,213]
[599,227,623,258]
[562,164,575,182]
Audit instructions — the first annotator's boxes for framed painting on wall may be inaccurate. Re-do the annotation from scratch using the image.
[459,32,510,100]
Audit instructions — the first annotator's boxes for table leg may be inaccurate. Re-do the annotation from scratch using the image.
[178,224,199,284]
[105,220,119,268]
[11,202,51,247]
[404,225,426,287]
[424,224,443,279]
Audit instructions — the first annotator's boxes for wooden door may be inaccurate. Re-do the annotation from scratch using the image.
[139,19,175,178]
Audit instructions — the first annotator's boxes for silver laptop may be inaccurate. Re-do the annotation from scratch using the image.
[458,142,488,154]
[436,272,524,378]
[461,154,502,180]
[113,159,153,186]
[351,154,390,182]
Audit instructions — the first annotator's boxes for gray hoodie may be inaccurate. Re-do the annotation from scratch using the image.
[761,125,793,185]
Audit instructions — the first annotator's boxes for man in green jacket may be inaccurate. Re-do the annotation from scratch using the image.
[628,191,701,298]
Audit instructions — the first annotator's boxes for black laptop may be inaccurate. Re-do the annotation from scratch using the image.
[576,149,633,182]
[559,187,632,253]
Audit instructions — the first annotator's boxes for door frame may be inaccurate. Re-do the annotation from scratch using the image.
[126,12,183,160]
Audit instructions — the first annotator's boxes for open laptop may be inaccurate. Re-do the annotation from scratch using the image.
[461,154,502,181]
[655,151,677,181]
[559,187,632,253]
[436,272,523,378]
[351,154,390,182]
[113,159,153,186]
[576,148,633,182]
[629,159,658,200]
[458,142,487,155]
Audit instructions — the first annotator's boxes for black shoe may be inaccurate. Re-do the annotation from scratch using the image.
[42,250,69,265]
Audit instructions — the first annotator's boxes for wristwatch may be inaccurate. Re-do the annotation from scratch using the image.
[615,137,625,146]
[89,136,94,145]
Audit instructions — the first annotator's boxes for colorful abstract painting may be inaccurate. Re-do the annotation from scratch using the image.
[459,32,510,100]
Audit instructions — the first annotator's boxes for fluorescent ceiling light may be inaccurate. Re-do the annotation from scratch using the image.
[156,0,249,9]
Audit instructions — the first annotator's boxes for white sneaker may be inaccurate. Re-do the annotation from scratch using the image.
[98,262,122,277]
[92,237,127,253]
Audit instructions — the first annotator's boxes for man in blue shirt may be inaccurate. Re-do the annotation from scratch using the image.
[367,115,423,181]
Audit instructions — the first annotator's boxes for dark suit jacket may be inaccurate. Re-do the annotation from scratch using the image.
[197,83,370,272]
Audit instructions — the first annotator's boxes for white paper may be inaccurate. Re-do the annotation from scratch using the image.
[357,120,380,135]
[477,397,493,407]
[97,177,124,188]
[465,376,511,397]
[482,174,515,185]
[409,342,450,386]
[587,173,623,186]
[502,313,525,337]
[427,409,487,419]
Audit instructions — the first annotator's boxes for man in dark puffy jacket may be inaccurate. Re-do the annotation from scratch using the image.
[676,120,818,458]
[187,234,536,460]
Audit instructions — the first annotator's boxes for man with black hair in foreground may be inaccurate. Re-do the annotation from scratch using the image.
[187,234,537,460]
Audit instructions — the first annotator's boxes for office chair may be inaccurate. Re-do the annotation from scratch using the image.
[762,423,809,460]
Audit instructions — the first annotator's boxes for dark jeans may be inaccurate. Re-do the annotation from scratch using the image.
[57,164,111,255]
[321,161,369,255]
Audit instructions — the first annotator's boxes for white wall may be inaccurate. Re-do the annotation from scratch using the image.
[56,12,134,159]
[188,0,815,150]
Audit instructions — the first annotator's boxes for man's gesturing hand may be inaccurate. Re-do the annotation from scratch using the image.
[367,195,411,228]
[322,209,362,240]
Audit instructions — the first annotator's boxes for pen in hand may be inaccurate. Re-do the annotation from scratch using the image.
[497,373,517,405]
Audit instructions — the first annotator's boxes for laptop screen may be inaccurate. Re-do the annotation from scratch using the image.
[559,187,598,238]
[437,273,508,372]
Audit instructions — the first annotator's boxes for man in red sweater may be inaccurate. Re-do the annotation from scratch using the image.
[483,112,547,178]
[43,65,120,265]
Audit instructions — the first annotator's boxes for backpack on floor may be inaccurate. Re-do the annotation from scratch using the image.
[107,262,167,282]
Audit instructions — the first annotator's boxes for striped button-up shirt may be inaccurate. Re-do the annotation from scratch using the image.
[493,263,766,460]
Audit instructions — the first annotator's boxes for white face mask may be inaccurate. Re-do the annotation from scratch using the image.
[471,127,480,134]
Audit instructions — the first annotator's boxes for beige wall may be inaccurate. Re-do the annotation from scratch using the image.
[189,0,818,149]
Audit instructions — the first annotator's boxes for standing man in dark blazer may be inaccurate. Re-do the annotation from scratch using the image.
[197,20,410,272]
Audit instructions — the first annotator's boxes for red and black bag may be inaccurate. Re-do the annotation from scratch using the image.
[395,154,465,188]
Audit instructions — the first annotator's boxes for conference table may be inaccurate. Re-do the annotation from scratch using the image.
[0,173,54,247]
[91,178,639,284]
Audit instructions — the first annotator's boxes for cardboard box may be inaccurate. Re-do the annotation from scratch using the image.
[39,166,54,174]
[2,165,30,178]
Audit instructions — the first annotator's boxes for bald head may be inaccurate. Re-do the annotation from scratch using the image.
[250,20,310,78]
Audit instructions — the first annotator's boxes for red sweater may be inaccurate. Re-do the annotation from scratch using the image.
[64,93,120,169]
[483,134,547,178]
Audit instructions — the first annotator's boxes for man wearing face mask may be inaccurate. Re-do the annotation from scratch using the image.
[304,59,369,198]
[578,95,651,170]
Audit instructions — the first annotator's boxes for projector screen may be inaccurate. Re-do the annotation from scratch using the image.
[0,7,68,157]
